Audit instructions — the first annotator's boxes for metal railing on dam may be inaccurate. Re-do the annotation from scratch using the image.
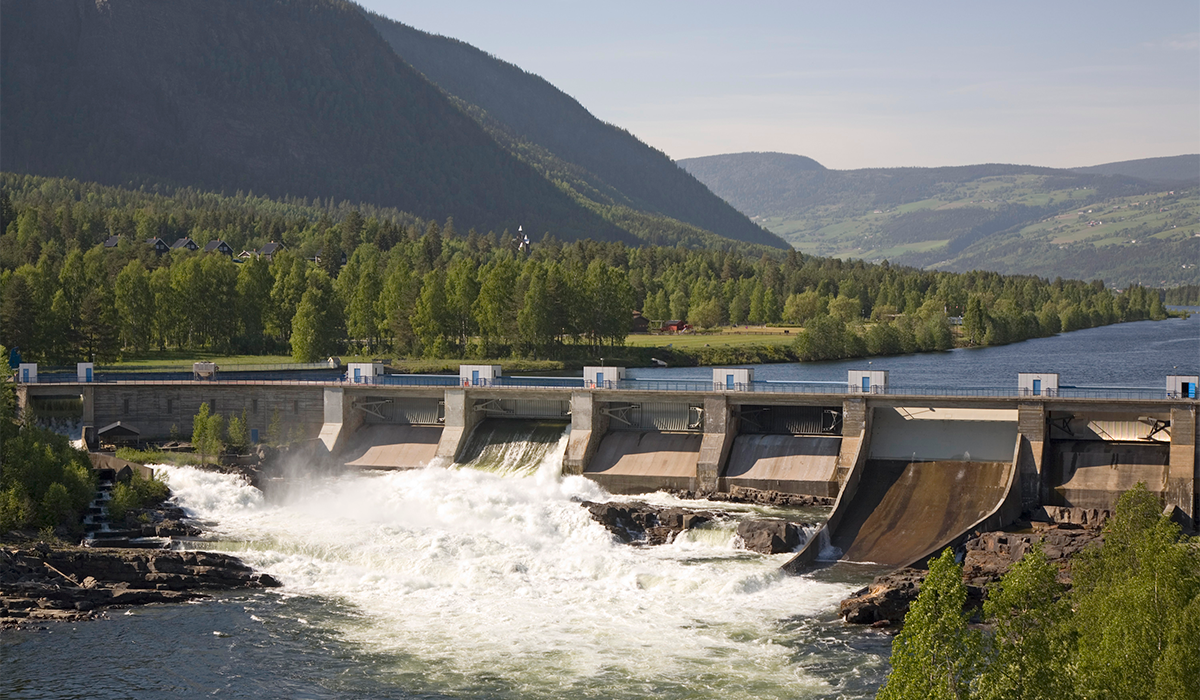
[13,373,1193,402]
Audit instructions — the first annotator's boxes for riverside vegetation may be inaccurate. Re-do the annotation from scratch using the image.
[0,382,94,535]
[878,485,1200,700]
[0,381,168,534]
[0,174,1176,369]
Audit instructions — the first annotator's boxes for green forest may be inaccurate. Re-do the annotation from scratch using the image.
[879,486,1199,700]
[1164,284,1200,306]
[0,173,1174,367]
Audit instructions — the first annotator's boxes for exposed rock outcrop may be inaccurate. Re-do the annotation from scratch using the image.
[839,523,1104,627]
[582,501,813,553]
[582,501,717,546]
[670,487,834,508]
[1028,505,1110,528]
[1,545,280,627]
[839,568,928,627]
[962,526,1102,587]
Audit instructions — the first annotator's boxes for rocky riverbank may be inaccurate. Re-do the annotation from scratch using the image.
[1,542,280,628]
[581,500,815,554]
[839,512,1106,628]
[668,486,834,508]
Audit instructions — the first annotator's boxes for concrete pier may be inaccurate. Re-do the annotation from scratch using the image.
[696,396,735,494]
[564,392,607,475]
[435,389,478,462]
[1017,402,1047,510]
[1168,405,1197,530]
[318,388,364,455]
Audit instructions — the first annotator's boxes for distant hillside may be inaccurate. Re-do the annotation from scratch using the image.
[1072,155,1199,184]
[679,152,1199,287]
[365,14,788,250]
[674,152,827,219]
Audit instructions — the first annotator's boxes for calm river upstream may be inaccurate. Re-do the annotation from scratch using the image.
[2,315,1196,700]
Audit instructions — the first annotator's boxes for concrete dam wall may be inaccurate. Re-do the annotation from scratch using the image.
[831,459,1013,567]
[20,379,1196,550]
[786,406,1022,570]
[1047,441,1170,509]
[868,406,1019,462]
[341,424,443,470]
[585,431,704,494]
[721,435,841,498]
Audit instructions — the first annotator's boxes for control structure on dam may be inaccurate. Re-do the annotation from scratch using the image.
[15,363,1198,568]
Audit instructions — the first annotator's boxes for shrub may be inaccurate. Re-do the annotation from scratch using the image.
[107,470,170,523]
[115,448,195,466]
[0,421,95,532]
[191,402,225,463]
[227,410,249,454]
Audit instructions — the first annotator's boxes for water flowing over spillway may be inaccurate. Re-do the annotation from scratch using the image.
[453,419,571,476]
[134,429,888,699]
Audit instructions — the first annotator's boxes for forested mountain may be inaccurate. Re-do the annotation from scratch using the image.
[679,152,1200,287]
[1,173,1170,367]
[364,13,787,249]
[672,152,829,215]
[1071,155,1200,184]
[0,0,777,249]
[1,0,628,242]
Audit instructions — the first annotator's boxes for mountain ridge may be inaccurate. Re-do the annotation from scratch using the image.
[679,152,1199,287]
[365,12,789,249]
[1,0,782,250]
[1070,154,1200,184]
[2,0,623,239]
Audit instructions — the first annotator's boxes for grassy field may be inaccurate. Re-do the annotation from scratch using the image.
[100,351,570,374]
[625,327,800,349]
[1015,190,1199,247]
[97,352,298,371]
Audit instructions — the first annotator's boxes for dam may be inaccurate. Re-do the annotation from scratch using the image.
[15,362,1199,568]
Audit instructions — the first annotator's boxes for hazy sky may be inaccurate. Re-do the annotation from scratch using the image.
[359,1,1199,170]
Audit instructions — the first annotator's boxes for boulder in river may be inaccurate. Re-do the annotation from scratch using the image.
[735,519,805,554]
[582,501,812,553]
[581,501,717,545]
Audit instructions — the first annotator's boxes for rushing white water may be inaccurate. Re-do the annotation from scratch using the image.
[453,419,572,476]
[35,415,85,449]
[152,434,866,699]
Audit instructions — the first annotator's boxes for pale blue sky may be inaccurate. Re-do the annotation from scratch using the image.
[359,1,1199,170]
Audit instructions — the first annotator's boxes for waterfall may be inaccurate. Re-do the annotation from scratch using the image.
[816,527,843,561]
[453,420,570,476]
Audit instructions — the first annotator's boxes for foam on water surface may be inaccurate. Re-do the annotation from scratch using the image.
[155,441,866,699]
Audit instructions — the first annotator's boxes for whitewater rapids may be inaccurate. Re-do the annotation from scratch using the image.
[153,430,873,699]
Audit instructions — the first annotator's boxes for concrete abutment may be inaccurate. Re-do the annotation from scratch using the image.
[564,392,609,475]
[1168,405,1198,530]
[435,389,479,463]
[696,396,736,494]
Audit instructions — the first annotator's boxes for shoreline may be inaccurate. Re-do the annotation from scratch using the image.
[0,539,280,629]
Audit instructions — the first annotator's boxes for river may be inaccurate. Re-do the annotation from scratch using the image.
[630,310,1199,389]
[2,315,1196,699]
